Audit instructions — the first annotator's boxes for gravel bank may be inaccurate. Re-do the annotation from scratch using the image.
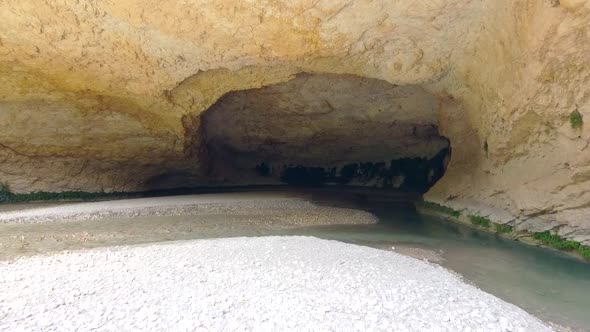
[0,192,378,261]
[0,192,376,225]
[0,236,551,331]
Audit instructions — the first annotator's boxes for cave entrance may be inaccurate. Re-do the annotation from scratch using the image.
[200,73,450,194]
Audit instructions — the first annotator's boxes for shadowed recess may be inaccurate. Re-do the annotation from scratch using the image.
[201,73,451,192]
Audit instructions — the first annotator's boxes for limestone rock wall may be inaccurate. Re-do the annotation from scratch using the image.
[202,73,449,185]
[425,0,590,244]
[0,0,482,193]
[1,0,589,240]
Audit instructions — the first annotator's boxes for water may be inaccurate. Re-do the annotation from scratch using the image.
[1,193,589,330]
[281,200,590,331]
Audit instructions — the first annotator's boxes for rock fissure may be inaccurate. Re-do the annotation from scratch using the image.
[0,142,35,158]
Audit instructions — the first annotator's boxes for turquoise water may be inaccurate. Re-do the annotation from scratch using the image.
[281,200,590,331]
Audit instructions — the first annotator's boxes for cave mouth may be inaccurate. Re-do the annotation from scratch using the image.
[200,73,451,194]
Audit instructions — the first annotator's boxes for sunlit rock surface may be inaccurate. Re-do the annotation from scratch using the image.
[0,0,589,240]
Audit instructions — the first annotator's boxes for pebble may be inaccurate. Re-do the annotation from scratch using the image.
[0,237,552,332]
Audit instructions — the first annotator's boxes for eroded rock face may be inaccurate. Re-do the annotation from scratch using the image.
[0,0,589,241]
[202,73,449,186]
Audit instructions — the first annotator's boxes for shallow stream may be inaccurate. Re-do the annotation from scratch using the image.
[1,193,589,330]
[286,200,590,331]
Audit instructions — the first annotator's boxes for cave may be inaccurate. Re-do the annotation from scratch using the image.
[2,1,590,329]
[1,0,587,249]
[200,73,451,193]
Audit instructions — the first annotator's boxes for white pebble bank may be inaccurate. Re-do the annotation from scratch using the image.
[0,236,552,331]
[0,193,377,225]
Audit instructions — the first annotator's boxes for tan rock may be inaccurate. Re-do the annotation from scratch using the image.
[0,0,589,240]
[560,0,589,9]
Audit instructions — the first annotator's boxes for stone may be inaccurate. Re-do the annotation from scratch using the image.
[0,0,588,237]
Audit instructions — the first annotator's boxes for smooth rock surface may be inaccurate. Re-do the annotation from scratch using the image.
[0,236,552,332]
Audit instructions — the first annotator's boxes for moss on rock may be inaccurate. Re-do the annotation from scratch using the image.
[569,110,583,129]
[469,215,491,228]
[533,231,590,260]
[494,223,514,234]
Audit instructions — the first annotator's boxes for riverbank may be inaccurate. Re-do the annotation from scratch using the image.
[1,191,585,330]
[415,201,590,263]
[0,236,552,331]
[0,184,419,205]
[0,192,378,261]
[0,192,377,225]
